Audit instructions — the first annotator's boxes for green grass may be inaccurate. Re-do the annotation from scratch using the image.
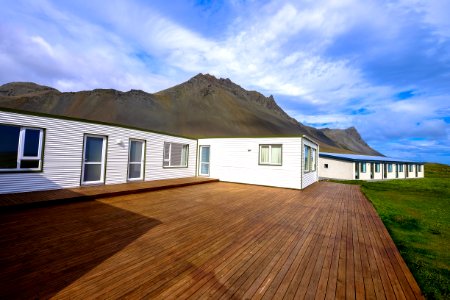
[333,163,450,299]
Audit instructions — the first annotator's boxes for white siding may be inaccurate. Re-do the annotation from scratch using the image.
[417,164,424,178]
[319,157,354,180]
[301,138,319,188]
[198,137,303,189]
[358,162,372,180]
[385,163,396,179]
[373,163,383,180]
[0,111,196,194]
[318,156,425,181]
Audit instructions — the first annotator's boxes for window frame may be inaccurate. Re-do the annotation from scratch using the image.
[388,163,393,173]
[127,138,146,181]
[0,124,45,173]
[311,148,317,171]
[81,134,108,185]
[304,145,310,172]
[361,162,367,173]
[162,142,189,168]
[258,144,282,166]
[375,163,380,173]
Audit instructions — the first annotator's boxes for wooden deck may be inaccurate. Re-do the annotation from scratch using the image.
[0,182,423,299]
[0,177,217,208]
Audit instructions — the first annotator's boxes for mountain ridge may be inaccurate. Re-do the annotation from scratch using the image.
[0,74,382,156]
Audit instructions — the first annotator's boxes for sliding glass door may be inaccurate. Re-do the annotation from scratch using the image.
[81,135,107,185]
[128,139,145,181]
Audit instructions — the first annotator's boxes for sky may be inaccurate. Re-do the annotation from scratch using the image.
[1,0,449,164]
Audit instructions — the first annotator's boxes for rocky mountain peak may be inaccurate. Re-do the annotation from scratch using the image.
[0,82,59,97]
[0,75,382,156]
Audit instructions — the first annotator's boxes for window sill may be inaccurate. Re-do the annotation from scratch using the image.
[0,169,43,173]
[259,163,282,166]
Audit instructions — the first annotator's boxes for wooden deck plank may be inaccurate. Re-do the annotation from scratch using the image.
[0,181,423,299]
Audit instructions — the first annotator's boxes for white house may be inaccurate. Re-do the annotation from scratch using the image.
[0,109,320,194]
[197,136,319,189]
[319,152,424,181]
[0,110,197,194]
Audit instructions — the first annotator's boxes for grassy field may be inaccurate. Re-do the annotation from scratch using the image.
[333,163,450,299]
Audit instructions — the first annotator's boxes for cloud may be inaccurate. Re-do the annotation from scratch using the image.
[0,0,449,163]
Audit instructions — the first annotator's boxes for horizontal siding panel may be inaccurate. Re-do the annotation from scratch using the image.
[0,111,196,194]
[198,138,304,189]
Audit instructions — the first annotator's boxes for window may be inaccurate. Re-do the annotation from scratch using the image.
[163,142,189,167]
[388,164,393,172]
[398,164,403,172]
[324,164,329,169]
[0,124,44,171]
[304,145,310,171]
[408,164,414,172]
[259,144,282,165]
[417,165,422,172]
[128,139,145,180]
[375,163,380,173]
[361,163,367,173]
[311,148,317,171]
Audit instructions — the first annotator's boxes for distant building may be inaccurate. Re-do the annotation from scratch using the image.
[319,152,424,180]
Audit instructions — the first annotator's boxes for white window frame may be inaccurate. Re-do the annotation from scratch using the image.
[163,142,189,168]
[375,163,380,173]
[361,162,367,173]
[0,125,44,172]
[388,163,393,173]
[304,145,310,172]
[128,139,145,181]
[311,148,317,171]
[199,145,210,176]
[81,134,107,185]
[259,144,282,166]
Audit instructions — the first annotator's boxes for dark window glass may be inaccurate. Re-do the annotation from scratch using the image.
[83,164,102,182]
[129,141,143,163]
[23,129,41,157]
[128,164,142,179]
[85,136,104,162]
[20,160,40,169]
[0,124,20,168]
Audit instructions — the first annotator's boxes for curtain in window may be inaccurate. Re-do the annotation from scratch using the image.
[271,145,281,164]
[181,145,188,166]
[304,146,310,171]
[260,146,269,164]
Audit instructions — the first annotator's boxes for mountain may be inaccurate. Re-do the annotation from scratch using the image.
[0,74,382,155]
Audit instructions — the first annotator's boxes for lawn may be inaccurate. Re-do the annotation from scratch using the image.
[334,163,450,299]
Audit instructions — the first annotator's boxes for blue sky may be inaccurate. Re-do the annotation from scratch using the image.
[1,0,449,164]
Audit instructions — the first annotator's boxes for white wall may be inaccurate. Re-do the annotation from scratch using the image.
[357,162,372,180]
[198,137,304,189]
[318,156,424,181]
[319,157,354,180]
[301,138,319,188]
[417,164,424,178]
[0,111,197,194]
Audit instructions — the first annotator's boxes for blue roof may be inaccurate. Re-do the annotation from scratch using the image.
[319,152,423,164]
